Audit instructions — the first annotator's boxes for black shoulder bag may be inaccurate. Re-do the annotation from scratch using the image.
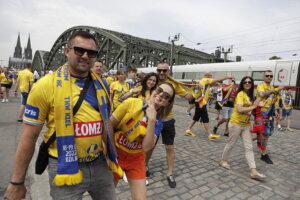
[35,74,91,175]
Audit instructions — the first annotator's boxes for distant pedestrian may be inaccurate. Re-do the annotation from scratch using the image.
[33,70,40,82]
[0,67,14,103]
[213,79,237,136]
[280,88,293,131]
[14,64,34,122]
[185,72,233,139]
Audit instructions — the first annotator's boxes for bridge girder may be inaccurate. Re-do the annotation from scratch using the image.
[36,25,219,72]
[32,50,49,75]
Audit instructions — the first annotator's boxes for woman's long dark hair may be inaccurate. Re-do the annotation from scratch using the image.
[141,72,159,97]
[235,76,255,102]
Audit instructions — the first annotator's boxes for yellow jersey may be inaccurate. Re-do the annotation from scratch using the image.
[256,82,279,116]
[198,78,213,108]
[0,72,14,84]
[106,76,114,86]
[110,81,130,110]
[23,73,105,162]
[17,69,34,93]
[282,93,293,110]
[112,98,145,154]
[230,91,253,126]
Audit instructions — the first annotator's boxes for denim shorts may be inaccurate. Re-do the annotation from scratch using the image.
[48,156,116,200]
[282,109,292,117]
[222,106,234,119]
[21,92,28,105]
[264,118,274,136]
[160,119,176,145]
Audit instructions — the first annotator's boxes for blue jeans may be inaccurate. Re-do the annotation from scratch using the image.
[264,118,274,136]
[48,156,116,200]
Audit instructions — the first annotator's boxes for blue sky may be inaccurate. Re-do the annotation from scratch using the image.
[1,0,300,66]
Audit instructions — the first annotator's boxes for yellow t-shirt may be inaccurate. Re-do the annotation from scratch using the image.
[198,78,213,108]
[129,85,152,100]
[23,73,104,162]
[229,91,253,126]
[112,98,145,154]
[161,79,188,120]
[110,81,130,110]
[282,93,293,110]
[0,72,14,84]
[17,69,34,93]
[106,76,114,86]
[256,82,279,115]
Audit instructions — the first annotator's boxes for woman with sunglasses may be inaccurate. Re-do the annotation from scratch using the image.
[220,76,266,179]
[110,83,175,200]
[123,72,159,101]
[110,69,130,111]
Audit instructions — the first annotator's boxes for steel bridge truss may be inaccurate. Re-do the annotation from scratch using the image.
[33,26,219,71]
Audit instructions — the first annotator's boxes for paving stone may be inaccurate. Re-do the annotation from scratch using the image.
[9,100,299,200]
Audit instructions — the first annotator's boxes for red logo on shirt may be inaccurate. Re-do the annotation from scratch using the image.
[116,133,142,150]
[74,121,103,138]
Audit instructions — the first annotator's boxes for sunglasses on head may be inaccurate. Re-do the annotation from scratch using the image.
[243,81,252,84]
[265,75,273,78]
[157,69,168,73]
[155,87,171,100]
[70,46,98,58]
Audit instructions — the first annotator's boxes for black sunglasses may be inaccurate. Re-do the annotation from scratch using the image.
[243,81,252,84]
[157,69,168,73]
[265,75,273,78]
[155,87,171,100]
[70,46,98,58]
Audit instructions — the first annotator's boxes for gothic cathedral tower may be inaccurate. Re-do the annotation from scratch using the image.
[24,35,32,59]
[13,33,22,58]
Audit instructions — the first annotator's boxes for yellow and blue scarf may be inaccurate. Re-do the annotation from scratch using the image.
[53,64,123,186]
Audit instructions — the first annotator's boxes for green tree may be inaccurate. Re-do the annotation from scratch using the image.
[269,56,282,60]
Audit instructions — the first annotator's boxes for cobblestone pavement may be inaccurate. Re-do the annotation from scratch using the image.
[1,96,299,200]
[115,103,300,200]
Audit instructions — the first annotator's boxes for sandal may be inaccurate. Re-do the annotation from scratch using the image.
[250,172,266,179]
[219,162,232,170]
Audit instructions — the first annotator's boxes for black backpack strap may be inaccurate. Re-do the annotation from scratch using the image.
[44,74,92,147]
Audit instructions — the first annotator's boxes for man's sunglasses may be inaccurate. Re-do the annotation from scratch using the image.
[157,69,168,73]
[70,46,98,58]
[155,87,171,100]
[265,75,273,78]
[243,81,252,84]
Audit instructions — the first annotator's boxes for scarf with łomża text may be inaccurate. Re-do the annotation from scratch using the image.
[53,64,123,186]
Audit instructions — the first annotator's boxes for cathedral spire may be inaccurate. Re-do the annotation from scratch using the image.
[14,33,22,58]
[24,34,32,59]
[27,34,31,49]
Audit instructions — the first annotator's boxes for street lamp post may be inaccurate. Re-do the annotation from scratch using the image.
[169,34,180,75]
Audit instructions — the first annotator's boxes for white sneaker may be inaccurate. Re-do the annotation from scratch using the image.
[5,99,8,102]
[1,99,5,103]
[278,124,282,129]
[146,178,149,186]
[123,173,128,183]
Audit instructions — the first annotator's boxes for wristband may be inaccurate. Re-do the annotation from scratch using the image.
[10,181,24,185]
